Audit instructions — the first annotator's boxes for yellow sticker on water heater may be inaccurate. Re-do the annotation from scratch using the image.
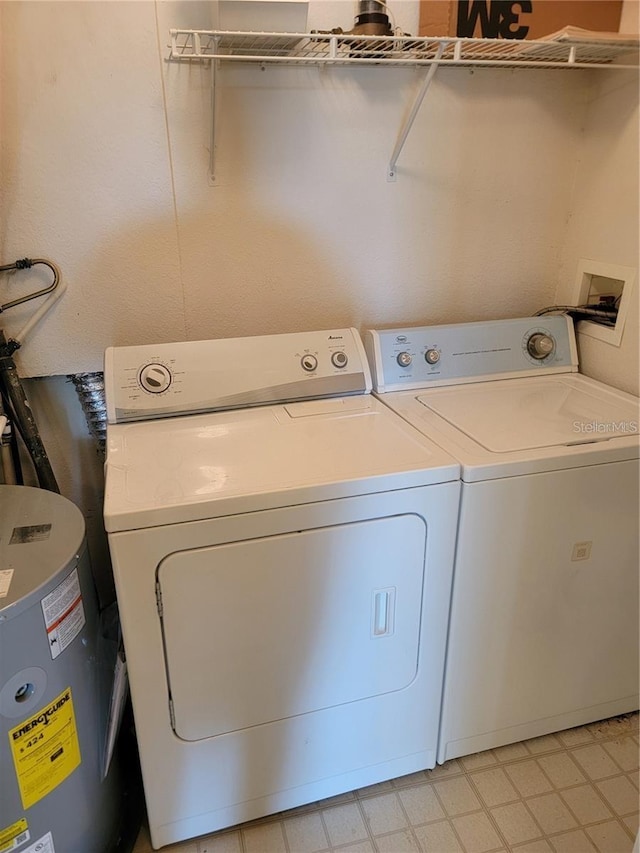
[8,687,81,809]
[0,818,29,853]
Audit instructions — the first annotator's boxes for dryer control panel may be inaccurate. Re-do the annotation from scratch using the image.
[105,328,372,423]
[366,316,578,393]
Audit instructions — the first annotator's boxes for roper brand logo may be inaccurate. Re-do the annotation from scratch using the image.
[396,335,408,343]
[12,691,70,740]
[457,0,532,39]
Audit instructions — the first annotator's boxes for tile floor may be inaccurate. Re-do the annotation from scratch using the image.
[133,713,639,853]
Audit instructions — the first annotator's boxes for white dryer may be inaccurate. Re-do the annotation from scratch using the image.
[366,316,640,763]
[103,328,460,849]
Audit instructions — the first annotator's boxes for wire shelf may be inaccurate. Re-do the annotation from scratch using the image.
[169,30,640,69]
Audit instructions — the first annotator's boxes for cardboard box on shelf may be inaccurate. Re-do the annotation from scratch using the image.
[418,0,624,40]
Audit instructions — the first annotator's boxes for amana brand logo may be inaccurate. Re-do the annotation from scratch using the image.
[328,335,343,340]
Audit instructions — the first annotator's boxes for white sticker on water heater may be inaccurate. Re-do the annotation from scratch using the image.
[23,832,55,853]
[40,568,86,660]
[0,569,14,599]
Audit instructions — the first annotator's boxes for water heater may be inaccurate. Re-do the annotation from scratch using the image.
[0,486,121,853]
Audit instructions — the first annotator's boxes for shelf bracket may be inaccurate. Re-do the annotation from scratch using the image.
[387,42,445,182]
[208,39,220,185]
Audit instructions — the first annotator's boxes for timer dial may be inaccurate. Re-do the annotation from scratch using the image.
[527,333,555,360]
[331,351,348,369]
[397,352,412,368]
[301,354,318,372]
[139,363,172,394]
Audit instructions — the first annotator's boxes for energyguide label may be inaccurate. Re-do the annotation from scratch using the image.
[9,688,81,810]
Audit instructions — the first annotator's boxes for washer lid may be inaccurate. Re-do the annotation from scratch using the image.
[104,396,459,532]
[418,377,640,453]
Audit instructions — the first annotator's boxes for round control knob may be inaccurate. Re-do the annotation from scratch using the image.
[527,333,555,360]
[301,354,318,372]
[397,352,412,368]
[331,351,348,369]
[139,363,172,394]
[425,349,440,365]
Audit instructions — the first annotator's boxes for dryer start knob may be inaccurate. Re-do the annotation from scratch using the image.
[139,363,172,393]
[527,333,555,360]
[301,354,318,372]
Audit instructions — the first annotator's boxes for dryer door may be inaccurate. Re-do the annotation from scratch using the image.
[158,514,426,741]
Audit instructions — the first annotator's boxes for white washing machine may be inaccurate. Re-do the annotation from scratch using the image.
[366,316,640,763]
[103,328,460,849]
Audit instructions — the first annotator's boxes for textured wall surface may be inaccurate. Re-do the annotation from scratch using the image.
[2,0,637,603]
[555,72,639,396]
[1,0,591,377]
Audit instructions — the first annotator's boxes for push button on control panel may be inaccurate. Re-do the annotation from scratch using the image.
[139,363,172,394]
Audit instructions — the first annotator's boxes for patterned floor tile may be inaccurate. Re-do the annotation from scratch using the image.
[413,819,464,852]
[131,714,640,853]
[374,828,421,852]
[525,793,578,835]
[321,803,369,847]
[603,737,640,773]
[282,812,329,853]
[596,775,640,816]
[469,767,520,807]
[451,811,503,853]
[360,793,407,836]
[585,819,635,852]
[505,761,555,798]
[560,783,613,824]
[398,783,446,825]
[434,777,482,816]
[490,802,543,846]
[571,744,625,780]
[536,753,586,789]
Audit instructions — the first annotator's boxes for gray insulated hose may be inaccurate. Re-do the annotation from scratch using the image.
[68,372,107,454]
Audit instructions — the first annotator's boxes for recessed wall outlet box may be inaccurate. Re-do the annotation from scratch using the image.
[572,259,636,347]
[211,0,309,33]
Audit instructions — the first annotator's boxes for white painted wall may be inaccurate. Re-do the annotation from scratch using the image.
[555,71,639,396]
[1,0,590,378]
[2,1,637,600]
[18,376,116,608]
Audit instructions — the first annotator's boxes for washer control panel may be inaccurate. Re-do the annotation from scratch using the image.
[105,328,371,423]
[365,316,577,393]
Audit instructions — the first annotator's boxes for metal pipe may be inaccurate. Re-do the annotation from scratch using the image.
[0,420,17,485]
[358,1,387,14]
[15,281,67,346]
[0,258,60,313]
[0,391,24,485]
[0,330,59,493]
